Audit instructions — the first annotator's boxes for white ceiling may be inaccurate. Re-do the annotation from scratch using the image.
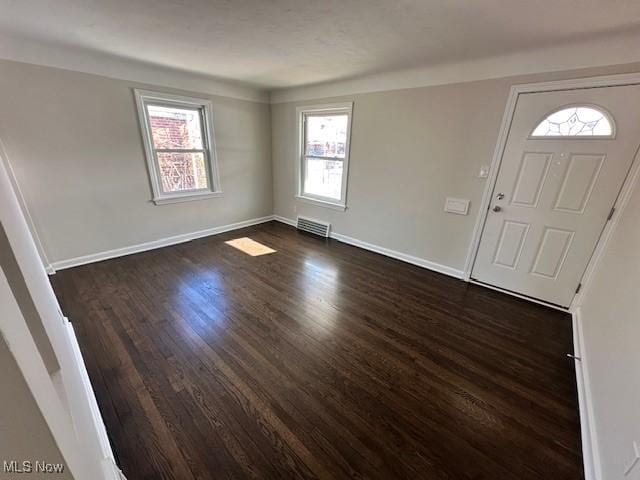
[2,0,640,91]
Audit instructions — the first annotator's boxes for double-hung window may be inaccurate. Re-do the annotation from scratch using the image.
[135,89,221,205]
[297,103,353,209]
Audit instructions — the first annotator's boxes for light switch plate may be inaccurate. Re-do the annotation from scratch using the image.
[444,197,470,215]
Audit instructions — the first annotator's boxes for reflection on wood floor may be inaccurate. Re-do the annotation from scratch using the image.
[51,221,581,480]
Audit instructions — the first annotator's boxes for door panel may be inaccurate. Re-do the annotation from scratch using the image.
[530,227,574,279]
[472,85,640,307]
[553,154,604,213]
[511,152,553,207]
[493,221,529,268]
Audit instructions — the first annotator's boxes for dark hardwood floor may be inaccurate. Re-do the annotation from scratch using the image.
[51,221,582,480]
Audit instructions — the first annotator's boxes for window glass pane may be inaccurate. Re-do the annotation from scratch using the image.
[531,106,613,137]
[157,152,208,193]
[305,114,348,158]
[147,105,204,149]
[303,158,343,200]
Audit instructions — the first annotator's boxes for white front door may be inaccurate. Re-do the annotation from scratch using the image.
[472,85,640,307]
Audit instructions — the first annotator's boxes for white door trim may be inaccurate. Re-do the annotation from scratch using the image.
[463,72,640,311]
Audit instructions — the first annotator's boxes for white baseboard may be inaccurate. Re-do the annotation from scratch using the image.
[273,215,296,227]
[50,215,275,271]
[103,458,126,480]
[48,214,464,278]
[330,231,464,279]
[572,308,601,480]
[64,320,121,478]
[273,215,464,279]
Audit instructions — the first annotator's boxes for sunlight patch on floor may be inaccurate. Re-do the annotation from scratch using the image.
[224,237,276,256]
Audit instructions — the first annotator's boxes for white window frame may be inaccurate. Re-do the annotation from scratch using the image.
[296,102,353,211]
[528,103,616,139]
[134,89,222,205]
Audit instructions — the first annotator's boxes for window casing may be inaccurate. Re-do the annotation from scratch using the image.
[297,103,353,210]
[134,89,221,205]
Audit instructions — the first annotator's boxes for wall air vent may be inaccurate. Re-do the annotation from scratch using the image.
[296,216,330,238]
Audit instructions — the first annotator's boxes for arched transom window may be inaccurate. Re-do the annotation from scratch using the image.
[531,105,614,138]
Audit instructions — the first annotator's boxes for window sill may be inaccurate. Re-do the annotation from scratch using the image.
[295,195,347,211]
[153,191,223,205]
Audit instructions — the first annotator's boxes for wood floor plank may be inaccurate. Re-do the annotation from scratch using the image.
[51,221,582,480]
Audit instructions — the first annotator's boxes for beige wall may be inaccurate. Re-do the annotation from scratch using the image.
[271,62,640,273]
[579,170,640,479]
[0,334,73,480]
[0,59,272,264]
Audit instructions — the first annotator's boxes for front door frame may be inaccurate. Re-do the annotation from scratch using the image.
[462,72,640,311]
